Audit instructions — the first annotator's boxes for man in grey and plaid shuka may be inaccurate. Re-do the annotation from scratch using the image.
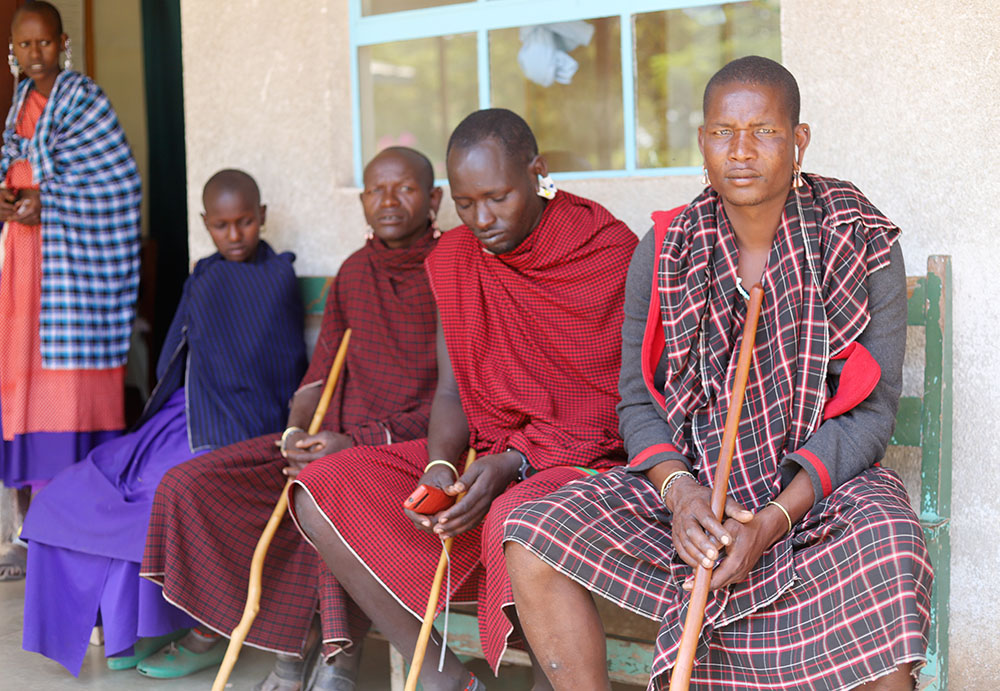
[1,70,141,369]
[505,177,933,690]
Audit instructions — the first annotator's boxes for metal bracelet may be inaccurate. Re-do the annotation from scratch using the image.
[279,426,304,458]
[765,500,793,535]
[659,470,695,506]
[424,459,459,477]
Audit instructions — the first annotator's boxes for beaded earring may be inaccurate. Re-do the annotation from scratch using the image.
[701,166,709,186]
[792,163,803,189]
[8,42,18,97]
[536,174,557,200]
[63,37,72,70]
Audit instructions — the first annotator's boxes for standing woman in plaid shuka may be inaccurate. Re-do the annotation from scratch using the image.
[0,1,141,581]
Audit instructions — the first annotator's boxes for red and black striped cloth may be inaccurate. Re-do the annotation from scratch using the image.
[292,191,637,669]
[504,177,932,689]
[140,233,439,657]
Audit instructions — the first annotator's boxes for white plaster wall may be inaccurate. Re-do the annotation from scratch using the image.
[181,0,998,685]
[782,2,1000,686]
[178,0,706,271]
[180,0,355,272]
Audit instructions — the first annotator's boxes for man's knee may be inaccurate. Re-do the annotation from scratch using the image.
[850,498,926,553]
[504,540,552,586]
[292,486,324,543]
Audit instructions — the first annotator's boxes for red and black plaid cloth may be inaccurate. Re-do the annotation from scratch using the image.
[654,175,897,503]
[505,177,932,689]
[140,233,438,657]
[292,190,637,669]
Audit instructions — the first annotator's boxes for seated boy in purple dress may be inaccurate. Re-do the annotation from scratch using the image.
[19,169,308,676]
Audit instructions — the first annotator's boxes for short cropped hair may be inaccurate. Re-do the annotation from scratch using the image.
[447,108,539,167]
[203,169,261,208]
[377,146,435,189]
[703,56,800,126]
[13,1,63,35]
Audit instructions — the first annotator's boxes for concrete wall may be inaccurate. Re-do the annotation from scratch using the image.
[180,0,356,272]
[782,2,1000,686]
[90,0,149,236]
[180,0,999,685]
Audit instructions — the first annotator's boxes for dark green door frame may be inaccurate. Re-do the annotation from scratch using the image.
[141,0,187,365]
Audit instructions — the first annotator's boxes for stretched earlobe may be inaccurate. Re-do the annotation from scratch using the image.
[792,163,803,189]
[429,208,441,238]
[537,174,557,200]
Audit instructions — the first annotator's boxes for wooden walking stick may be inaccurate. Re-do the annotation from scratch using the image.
[212,329,352,691]
[404,449,478,691]
[669,285,764,691]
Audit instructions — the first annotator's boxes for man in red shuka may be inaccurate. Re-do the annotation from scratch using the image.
[291,108,638,691]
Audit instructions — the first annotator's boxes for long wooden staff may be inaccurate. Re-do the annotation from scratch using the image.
[404,449,478,691]
[669,285,764,691]
[212,329,352,691]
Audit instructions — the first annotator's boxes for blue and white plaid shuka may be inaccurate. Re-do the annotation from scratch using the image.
[1,70,141,370]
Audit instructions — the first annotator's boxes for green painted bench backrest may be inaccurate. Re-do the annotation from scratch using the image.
[889,256,953,690]
[302,256,954,689]
[299,276,334,318]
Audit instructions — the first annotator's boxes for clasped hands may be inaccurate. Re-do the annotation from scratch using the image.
[664,474,787,592]
[0,188,41,226]
[280,430,354,478]
[404,450,521,539]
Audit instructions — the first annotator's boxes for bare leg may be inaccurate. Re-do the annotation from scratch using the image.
[18,486,31,515]
[293,489,471,691]
[505,542,610,691]
[515,624,555,691]
[854,664,915,691]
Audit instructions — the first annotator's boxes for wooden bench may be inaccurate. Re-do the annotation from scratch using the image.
[301,255,953,689]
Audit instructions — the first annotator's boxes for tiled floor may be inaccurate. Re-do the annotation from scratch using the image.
[0,579,535,690]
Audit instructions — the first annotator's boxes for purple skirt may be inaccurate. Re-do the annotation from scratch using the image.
[0,402,121,488]
[20,388,201,675]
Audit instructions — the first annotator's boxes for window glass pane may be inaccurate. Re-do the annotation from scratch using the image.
[359,34,478,176]
[489,18,624,173]
[634,1,780,169]
[362,0,467,17]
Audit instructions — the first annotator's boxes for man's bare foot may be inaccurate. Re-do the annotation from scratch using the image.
[305,642,363,691]
[0,544,27,581]
[254,654,305,691]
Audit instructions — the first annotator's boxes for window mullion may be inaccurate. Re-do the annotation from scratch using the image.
[352,0,716,46]
[620,12,637,174]
[477,28,491,110]
[350,1,364,185]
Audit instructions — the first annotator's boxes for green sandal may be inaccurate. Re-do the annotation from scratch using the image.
[107,629,188,671]
[135,638,226,679]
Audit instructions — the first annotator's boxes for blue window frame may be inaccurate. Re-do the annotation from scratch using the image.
[349,0,779,184]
